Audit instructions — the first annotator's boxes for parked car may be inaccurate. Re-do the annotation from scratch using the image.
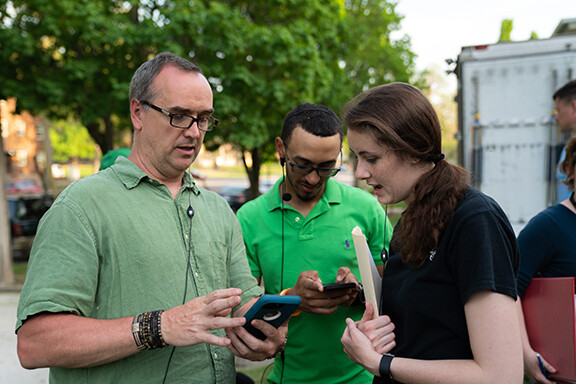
[7,193,53,260]
[218,181,278,212]
[259,179,276,194]
[5,177,44,195]
[218,185,248,212]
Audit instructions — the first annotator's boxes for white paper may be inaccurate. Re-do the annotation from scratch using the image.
[351,226,381,319]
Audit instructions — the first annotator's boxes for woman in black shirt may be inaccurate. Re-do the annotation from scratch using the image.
[341,82,522,384]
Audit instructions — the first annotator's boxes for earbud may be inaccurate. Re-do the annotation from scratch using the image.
[282,193,292,201]
[280,158,286,166]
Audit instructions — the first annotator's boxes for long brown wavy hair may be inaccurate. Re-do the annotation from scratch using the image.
[343,82,470,267]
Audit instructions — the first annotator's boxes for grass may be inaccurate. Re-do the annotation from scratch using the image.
[12,262,28,285]
[237,362,273,384]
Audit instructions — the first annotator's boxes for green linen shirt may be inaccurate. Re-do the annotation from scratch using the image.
[237,177,392,384]
[16,157,261,384]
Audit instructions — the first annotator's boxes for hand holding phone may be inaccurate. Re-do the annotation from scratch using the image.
[243,294,302,340]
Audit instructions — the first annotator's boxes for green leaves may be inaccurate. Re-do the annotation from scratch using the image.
[1,0,415,187]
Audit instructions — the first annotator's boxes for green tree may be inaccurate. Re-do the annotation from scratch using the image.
[0,0,415,197]
[0,0,152,153]
[49,119,96,163]
[499,19,514,42]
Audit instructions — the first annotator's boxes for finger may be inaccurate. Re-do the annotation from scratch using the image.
[296,271,323,292]
[298,270,321,283]
[232,324,280,360]
[336,267,352,282]
[316,295,352,307]
[541,356,557,374]
[341,320,352,344]
[304,295,347,308]
[374,335,396,354]
[359,301,375,324]
[226,328,250,356]
[322,289,356,300]
[202,295,243,316]
[306,305,340,316]
[361,315,394,335]
[341,318,357,343]
[200,333,233,348]
[206,316,247,331]
[205,288,243,302]
[214,307,234,318]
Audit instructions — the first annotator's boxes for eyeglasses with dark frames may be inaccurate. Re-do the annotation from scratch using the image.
[139,100,218,132]
[285,151,342,178]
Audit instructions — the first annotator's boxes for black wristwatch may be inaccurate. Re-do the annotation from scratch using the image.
[379,353,394,379]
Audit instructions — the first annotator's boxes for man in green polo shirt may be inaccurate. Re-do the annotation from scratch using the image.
[237,103,392,383]
[16,52,286,384]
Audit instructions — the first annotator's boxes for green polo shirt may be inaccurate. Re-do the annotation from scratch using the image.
[237,177,391,384]
[16,157,261,384]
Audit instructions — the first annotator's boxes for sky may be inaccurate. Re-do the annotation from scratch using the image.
[393,0,574,87]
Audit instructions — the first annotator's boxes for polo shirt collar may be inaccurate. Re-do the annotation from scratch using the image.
[112,156,200,195]
[265,176,342,212]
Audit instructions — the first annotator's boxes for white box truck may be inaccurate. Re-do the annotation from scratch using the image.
[455,19,576,233]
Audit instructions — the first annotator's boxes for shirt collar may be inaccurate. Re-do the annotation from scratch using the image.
[112,156,200,196]
[265,176,342,211]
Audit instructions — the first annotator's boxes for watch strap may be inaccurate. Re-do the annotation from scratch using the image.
[379,353,394,379]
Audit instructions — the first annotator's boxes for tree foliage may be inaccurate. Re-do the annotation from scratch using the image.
[0,0,415,195]
[499,19,514,42]
[49,119,96,163]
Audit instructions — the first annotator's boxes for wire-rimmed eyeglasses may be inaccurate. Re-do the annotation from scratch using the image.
[140,100,218,132]
[285,152,341,178]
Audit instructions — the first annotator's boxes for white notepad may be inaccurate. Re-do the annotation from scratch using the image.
[351,226,381,319]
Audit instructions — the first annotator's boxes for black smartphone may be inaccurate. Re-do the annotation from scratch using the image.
[243,294,302,340]
[322,282,357,291]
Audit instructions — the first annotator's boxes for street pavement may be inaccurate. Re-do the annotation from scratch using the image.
[0,291,49,384]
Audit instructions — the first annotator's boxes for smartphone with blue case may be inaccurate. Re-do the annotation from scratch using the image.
[243,294,302,340]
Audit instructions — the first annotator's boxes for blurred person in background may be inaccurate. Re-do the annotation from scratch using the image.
[516,135,576,383]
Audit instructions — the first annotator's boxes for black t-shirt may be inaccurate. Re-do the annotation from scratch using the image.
[375,188,519,384]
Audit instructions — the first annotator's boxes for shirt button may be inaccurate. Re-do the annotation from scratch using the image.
[295,217,300,222]
[214,352,218,359]
[185,234,189,240]
[195,272,199,278]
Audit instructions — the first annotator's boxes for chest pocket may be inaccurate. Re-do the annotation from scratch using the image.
[190,240,230,292]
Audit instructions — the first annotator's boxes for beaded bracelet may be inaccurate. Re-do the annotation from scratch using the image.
[267,337,288,360]
[131,310,169,350]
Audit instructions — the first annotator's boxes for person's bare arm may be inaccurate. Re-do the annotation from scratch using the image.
[17,288,246,369]
[17,313,136,369]
[342,291,524,384]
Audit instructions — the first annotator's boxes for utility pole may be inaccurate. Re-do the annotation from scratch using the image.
[0,118,15,286]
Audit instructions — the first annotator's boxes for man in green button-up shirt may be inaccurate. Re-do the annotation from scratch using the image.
[16,52,286,384]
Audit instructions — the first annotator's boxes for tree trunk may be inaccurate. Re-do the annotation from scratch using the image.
[243,147,262,201]
[85,114,116,155]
